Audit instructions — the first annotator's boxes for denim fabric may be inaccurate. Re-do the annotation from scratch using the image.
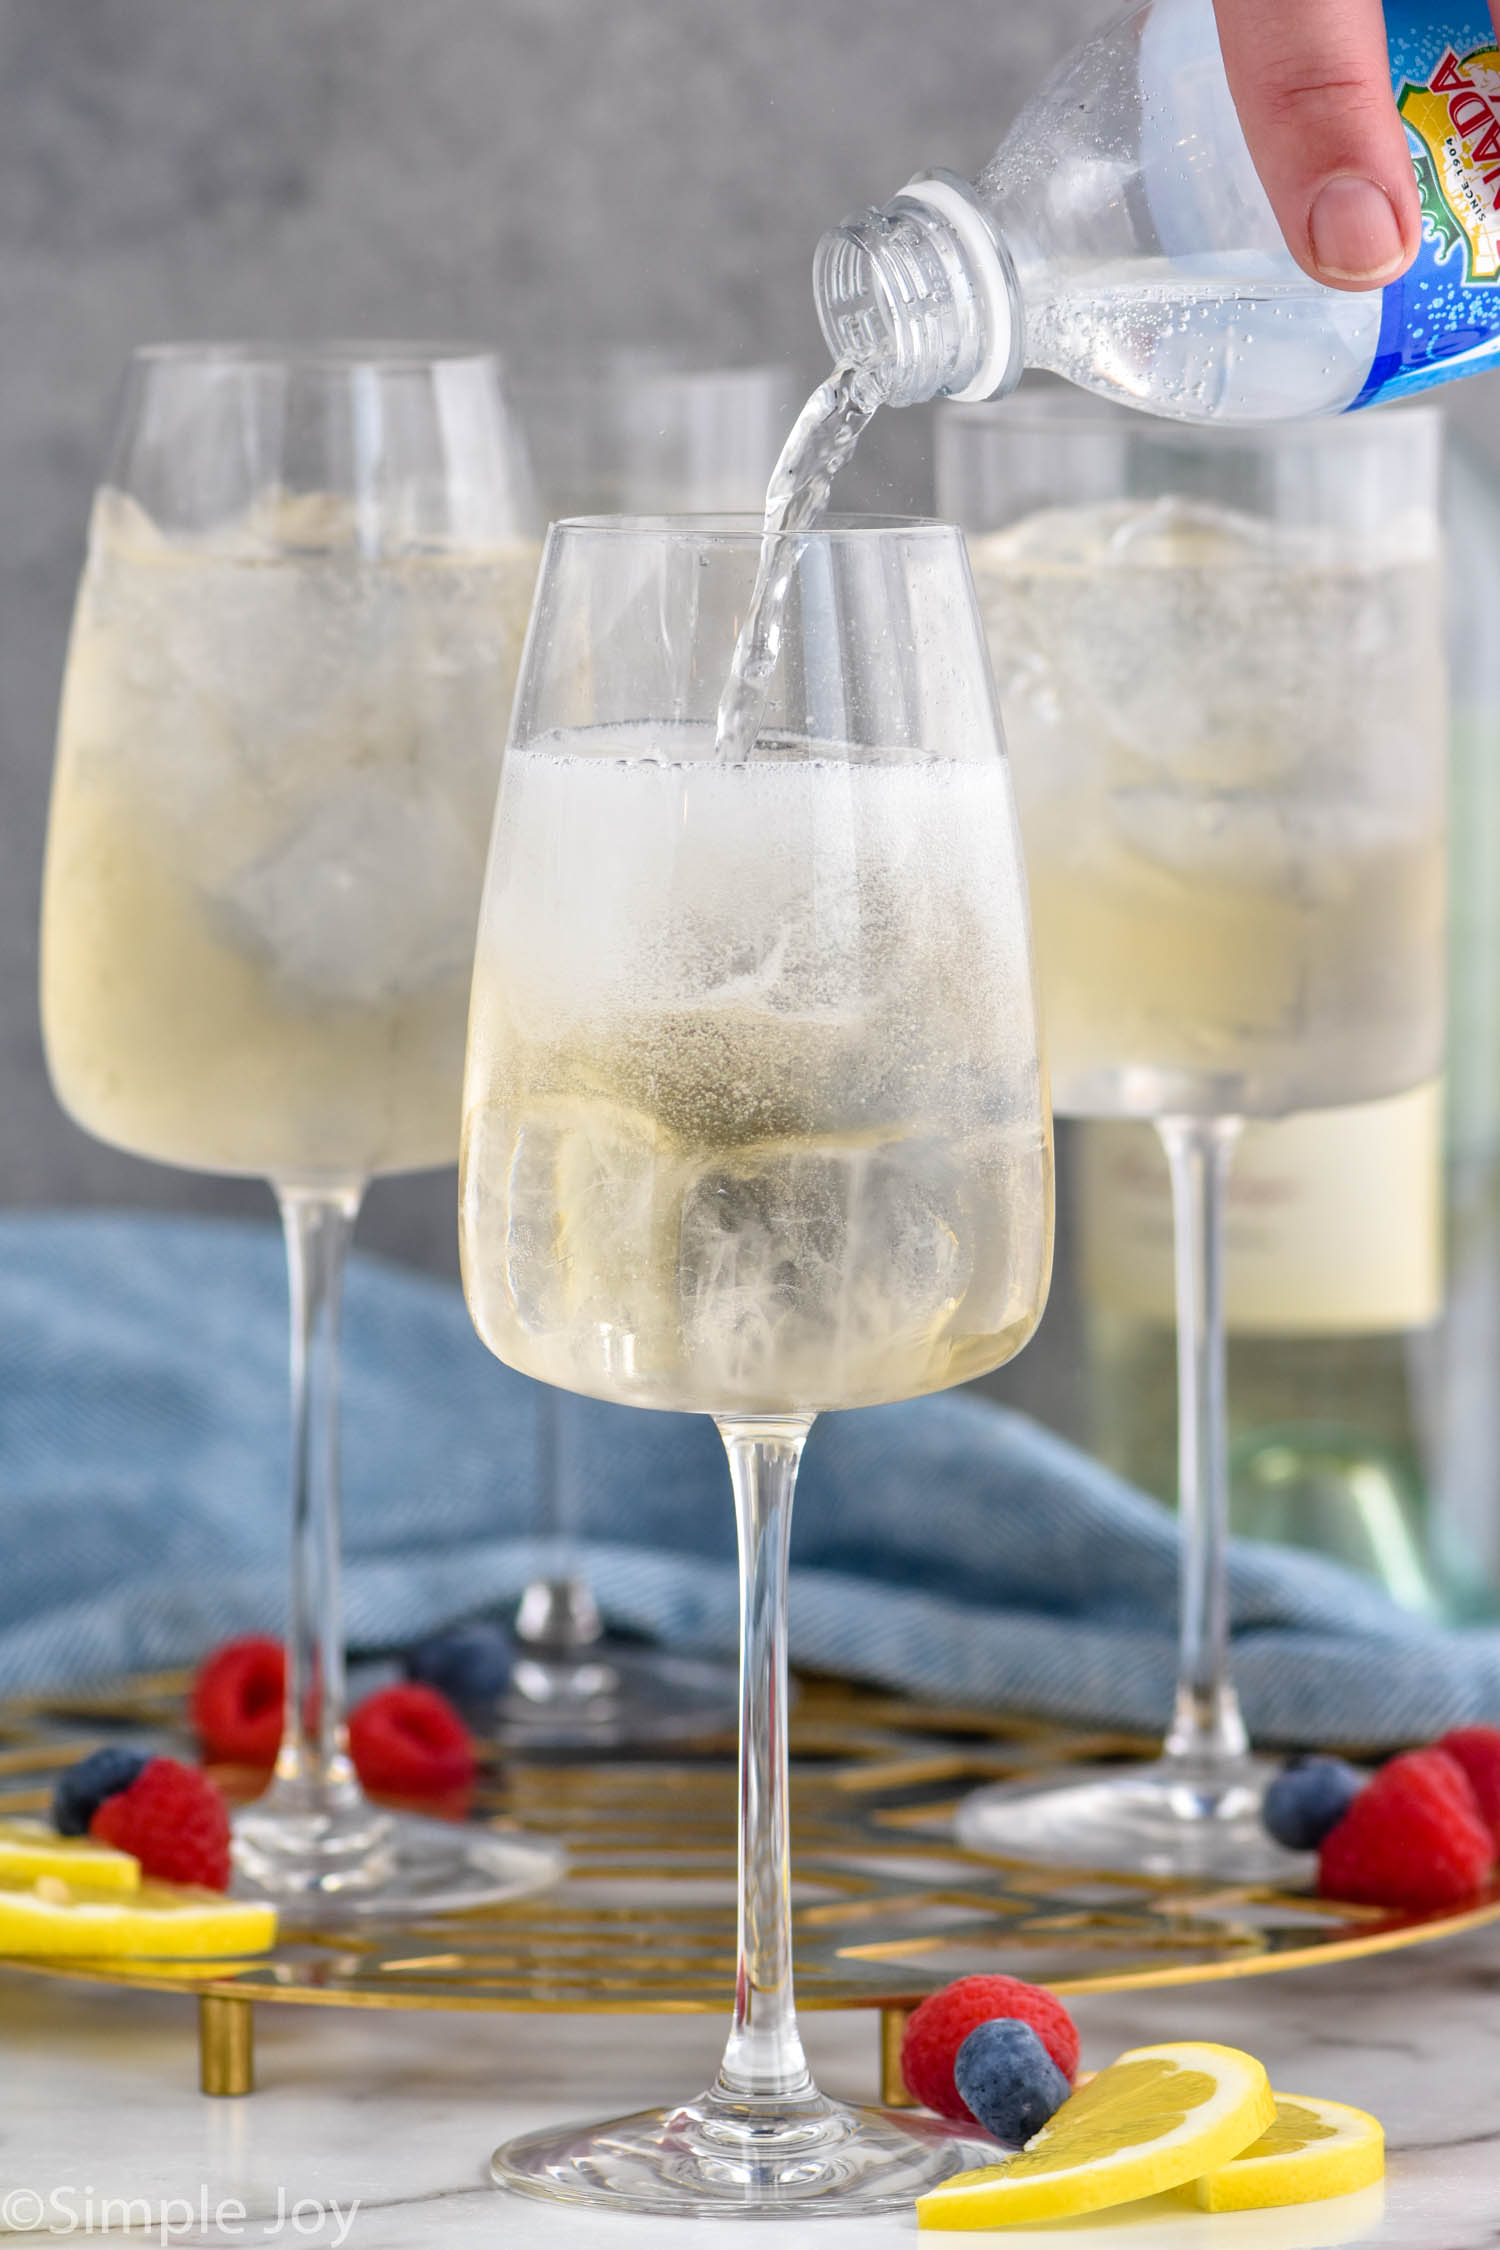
[0,1211,1493,1747]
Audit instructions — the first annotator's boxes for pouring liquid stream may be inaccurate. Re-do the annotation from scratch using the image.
[713,364,883,762]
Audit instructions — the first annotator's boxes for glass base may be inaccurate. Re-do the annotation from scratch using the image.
[233,1803,565,1925]
[496,1643,740,1753]
[492,2085,996,2217]
[955,1758,1312,1883]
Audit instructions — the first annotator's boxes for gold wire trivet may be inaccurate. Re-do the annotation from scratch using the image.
[0,1671,1494,2099]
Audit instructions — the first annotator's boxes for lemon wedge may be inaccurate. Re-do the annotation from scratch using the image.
[0,1817,140,1892]
[1186,2092,1384,2212]
[0,1878,275,1958]
[916,2041,1276,2229]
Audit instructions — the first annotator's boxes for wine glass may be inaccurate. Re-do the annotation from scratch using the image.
[500,356,791,1751]
[459,514,1053,2214]
[514,351,793,515]
[39,343,562,1917]
[939,390,1446,1878]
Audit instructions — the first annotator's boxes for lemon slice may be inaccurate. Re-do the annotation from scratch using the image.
[0,1817,140,1892]
[1186,2093,1384,2212]
[916,2041,1276,2230]
[0,1878,275,1958]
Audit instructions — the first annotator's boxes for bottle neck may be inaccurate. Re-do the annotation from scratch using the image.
[812,170,1022,409]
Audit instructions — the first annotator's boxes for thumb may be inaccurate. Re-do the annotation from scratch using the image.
[1213,0,1421,290]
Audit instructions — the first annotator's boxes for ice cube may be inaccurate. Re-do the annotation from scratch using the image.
[1106,786,1368,899]
[1100,495,1276,570]
[976,499,1346,791]
[697,927,794,1012]
[487,1094,677,1365]
[214,781,482,1005]
[1107,786,1299,887]
[974,502,1141,573]
[677,1133,971,1400]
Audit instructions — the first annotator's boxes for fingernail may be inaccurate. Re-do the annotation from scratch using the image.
[1308,176,1406,282]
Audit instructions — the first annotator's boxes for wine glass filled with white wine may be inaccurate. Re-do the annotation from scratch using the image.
[940,393,1446,1878]
[459,514,1053,2215]
[41,343,559,1916]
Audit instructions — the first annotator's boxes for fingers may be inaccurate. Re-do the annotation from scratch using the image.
[1213,0,1421,290]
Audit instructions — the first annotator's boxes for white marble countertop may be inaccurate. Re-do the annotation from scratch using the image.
[0,1925,1495,2248]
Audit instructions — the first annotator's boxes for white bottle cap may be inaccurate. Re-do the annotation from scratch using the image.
[895,175,1014,403]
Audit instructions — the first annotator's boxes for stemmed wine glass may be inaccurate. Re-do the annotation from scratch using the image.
[40,343,562,1916]
[514,351,793,516]
[458,514,1053,2214]
[498,356,791,1751]
[940,391,1446,1877]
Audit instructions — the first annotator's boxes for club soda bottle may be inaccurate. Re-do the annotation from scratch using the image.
[813,0,1500,421]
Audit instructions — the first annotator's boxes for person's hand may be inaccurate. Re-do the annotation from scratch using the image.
[1213,0,1424,290]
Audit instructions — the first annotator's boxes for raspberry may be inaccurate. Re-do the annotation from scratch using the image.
[348,1684,476,1799]
[1318,1747,1494,1911]
[901,1976,1079,2121]
[192,1638,286,1767]
[90,1757,233,1890]
[53,1746,150,1837]
[1436,1727,1500,1847]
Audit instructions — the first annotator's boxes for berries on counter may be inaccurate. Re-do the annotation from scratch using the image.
[1435,1726,1500,1848]
[901,1974,1384,2231]
[348,1682,477,1799]
[900,1974,1079,2122]
[53,1745,150,1838]
[90,1757,233,1891]
[404,1619,514,1711]
[1317,1746,1495,1911]
[1261,1755,1363,1853]
[916,2041,1276,2229]
[953,2017,1071,2147]
[191,1636,286,1768]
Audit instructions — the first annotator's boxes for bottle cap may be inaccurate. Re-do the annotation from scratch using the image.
[895,175,1014,402]
[813,172,1017,406]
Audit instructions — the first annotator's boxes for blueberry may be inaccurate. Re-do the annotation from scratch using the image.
[1262,1755,1363,1852]
[954,2019,1071,2147]
[404,1619,514,1710]
[53,1746,149,1836]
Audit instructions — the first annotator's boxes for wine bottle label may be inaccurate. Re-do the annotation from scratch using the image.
[1356,13,1500,404]
[1078,1081,1444,1334]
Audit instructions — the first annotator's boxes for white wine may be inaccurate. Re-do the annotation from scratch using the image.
[969,498,1447,1117]
[1026,823,1445,1117]
[461,730,1052,1416]
[41,492,539,1183]
[1057,444,1500,1619]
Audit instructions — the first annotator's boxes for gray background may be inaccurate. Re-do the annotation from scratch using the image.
[4,1,1497,1434]
[0,0,1121,1265]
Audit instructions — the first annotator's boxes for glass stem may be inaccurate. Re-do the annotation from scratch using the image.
[273,1185,365,1813]
[714,1417,816,2105]
[1157,1118,1250,1771]
[514,1384,603,1653]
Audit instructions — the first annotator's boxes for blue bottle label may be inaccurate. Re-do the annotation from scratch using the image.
[1353,9,1500,404]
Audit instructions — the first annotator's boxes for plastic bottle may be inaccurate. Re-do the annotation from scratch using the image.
[814,0,1500,421]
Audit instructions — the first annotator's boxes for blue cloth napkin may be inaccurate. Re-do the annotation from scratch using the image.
[0,1210,1495,1748]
